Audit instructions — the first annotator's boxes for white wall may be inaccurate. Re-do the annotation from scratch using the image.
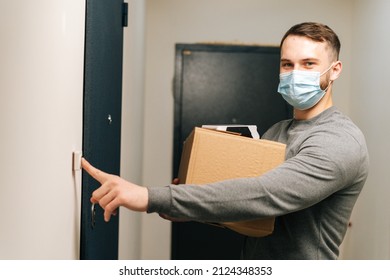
[340,0,390,259]
[0,0,85,259]
[141,0,354,259]
[118,0,146,260]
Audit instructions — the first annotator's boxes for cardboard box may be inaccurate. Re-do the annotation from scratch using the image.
[178,127,286,237]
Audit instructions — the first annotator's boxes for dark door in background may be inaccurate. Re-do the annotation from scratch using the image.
[172,44,292,260]
[80,0,127,260]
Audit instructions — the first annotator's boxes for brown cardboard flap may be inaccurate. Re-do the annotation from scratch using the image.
[222,219,275,237]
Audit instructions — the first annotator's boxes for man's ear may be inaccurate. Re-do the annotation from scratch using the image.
[330,60,342,81]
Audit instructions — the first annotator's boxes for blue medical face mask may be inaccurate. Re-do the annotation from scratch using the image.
[277,64,334,110]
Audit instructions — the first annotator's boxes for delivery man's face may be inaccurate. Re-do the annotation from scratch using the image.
[280,35,334,90]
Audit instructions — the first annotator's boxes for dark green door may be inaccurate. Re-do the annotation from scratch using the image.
[172,44,292,259]
[80,0,127,260]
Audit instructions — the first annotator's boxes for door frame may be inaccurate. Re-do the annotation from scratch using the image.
[80,0,127,260]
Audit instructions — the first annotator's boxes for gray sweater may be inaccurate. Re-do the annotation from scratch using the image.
[147,106,369,259]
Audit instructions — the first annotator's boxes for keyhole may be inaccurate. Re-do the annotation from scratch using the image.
[107,114,112,125]
[91,203,96,229]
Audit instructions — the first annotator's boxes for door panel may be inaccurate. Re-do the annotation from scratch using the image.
[172,44,292,260]
[80,0,126,260]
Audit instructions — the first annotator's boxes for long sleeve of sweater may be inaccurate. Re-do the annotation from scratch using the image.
[147,107,368,224]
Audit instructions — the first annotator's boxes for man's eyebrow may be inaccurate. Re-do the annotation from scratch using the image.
[280,58,321,62]
[302,58,320,62]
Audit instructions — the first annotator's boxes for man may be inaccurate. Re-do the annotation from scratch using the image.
[82,22,369,259]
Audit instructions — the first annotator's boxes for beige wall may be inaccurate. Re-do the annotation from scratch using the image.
[342,0,390,259]
[0,0,85,259]
[119,0,146,260]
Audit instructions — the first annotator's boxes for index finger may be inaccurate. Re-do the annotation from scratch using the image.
[81,158,109,183]
[172,178,180,185]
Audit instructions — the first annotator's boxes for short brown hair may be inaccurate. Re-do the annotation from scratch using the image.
[280,22,341,60]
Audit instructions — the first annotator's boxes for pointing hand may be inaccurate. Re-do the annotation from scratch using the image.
[81,158,148,222]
